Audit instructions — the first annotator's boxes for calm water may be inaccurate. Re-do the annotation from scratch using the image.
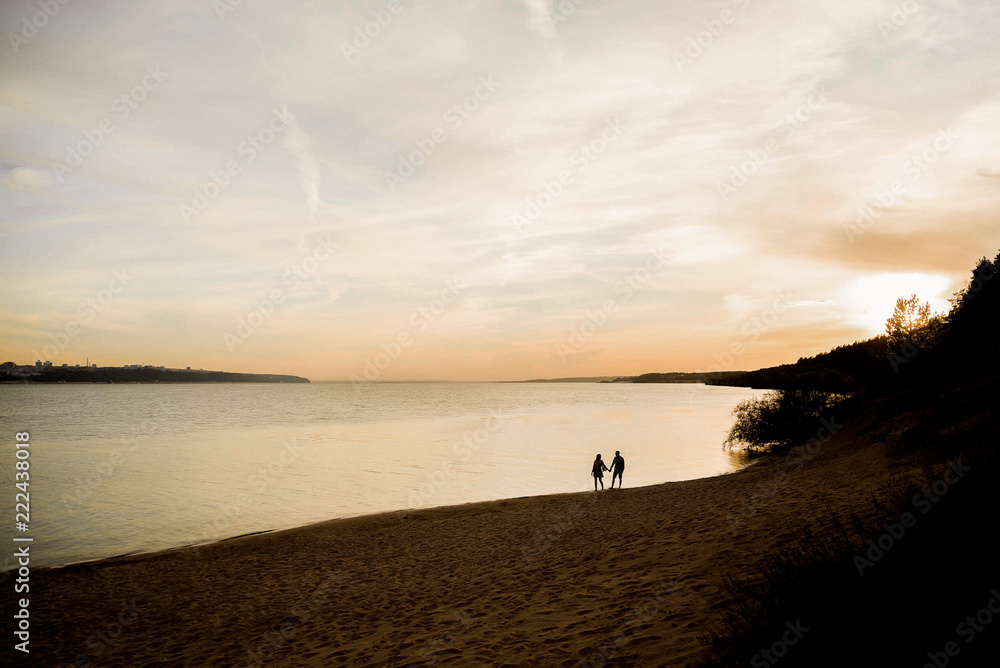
[0,382,757,569]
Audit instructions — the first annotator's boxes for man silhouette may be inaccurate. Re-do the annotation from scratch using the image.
[609,450,625,489]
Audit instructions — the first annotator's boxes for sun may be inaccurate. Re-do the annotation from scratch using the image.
[844,272,954,335]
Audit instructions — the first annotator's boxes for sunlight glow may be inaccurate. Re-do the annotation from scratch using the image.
[843,273,954,335]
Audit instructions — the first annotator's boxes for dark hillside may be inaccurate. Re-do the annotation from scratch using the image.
[703,251,1000,667]
[708,336,891,393]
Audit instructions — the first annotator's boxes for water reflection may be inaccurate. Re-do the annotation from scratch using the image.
[1,382,760,568]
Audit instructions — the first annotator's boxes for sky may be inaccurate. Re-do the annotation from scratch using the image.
[1,0,999,381]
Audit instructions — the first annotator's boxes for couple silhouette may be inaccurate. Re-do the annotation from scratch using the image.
[592,451,625,490]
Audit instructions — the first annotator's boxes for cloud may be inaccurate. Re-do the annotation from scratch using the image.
[521,0,555,39]
[2,166,51,191]
[281,105,322,224]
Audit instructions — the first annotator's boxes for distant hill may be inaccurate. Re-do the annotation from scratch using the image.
[707,336,892,393]
[609,372,748,384]
[6,367,309,384]
[520,376,621,383]
[610,338,893,393]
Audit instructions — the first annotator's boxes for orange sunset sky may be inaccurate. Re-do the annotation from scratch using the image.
[2,0,999,380]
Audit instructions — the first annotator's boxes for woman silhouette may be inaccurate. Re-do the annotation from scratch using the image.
[592,453,609,491]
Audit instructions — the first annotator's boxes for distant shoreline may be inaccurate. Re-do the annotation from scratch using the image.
[1,367,309,384]
[0,380,309,384]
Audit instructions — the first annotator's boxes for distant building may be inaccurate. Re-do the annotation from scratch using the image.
[1,362,43,376]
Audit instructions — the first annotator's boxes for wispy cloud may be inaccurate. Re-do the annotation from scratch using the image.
[521,0,555,39]
[281,105,322,224]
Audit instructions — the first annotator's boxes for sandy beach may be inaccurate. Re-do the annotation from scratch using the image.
[9,422,902,667]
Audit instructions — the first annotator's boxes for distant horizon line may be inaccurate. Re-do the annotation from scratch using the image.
[313,373,752,383]
[2,362,753,384]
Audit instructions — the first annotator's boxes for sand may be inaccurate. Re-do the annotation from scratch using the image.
[7,422,903,667]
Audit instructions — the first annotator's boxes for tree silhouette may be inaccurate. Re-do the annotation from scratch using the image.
[884,295,941,359]
[724,389,842,452]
